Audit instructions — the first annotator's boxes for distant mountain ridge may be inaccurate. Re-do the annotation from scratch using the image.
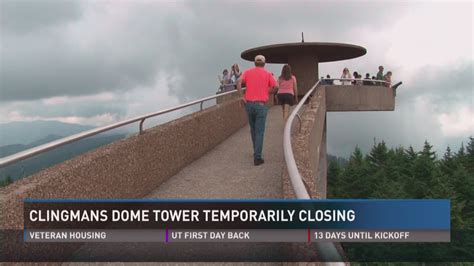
[0,134,64,158]
[0,120,94,146]
[0,120,134,183]
[0,133,126,182]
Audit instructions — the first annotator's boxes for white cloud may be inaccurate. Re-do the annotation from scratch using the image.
[0,70,182,127]
[438,106,474,137]
[1,1,472,156]
[121,70,183,130]
[3,112,119,126]
[383,2,473,79]
[42,92,117,105]
[52,114,120,126]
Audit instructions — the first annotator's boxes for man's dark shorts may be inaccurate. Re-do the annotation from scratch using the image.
[277,93,295,106]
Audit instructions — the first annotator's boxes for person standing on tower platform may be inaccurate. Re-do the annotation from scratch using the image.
[376,65,385,86]
[231,64,242,83]
[341,67,352,85]
[384,71,392,87]
[236,55,278,166]
[326,74,333,85]
[218,69,234,92]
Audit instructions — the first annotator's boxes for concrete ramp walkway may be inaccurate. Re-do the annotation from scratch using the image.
[71,106,287,262]
[148,105,284,199]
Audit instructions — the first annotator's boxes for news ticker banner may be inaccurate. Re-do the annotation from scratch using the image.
[23,199,450,243]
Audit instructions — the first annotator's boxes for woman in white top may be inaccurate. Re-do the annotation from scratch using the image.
[218,69,235,92]
[340,67,352,85]
[384,71,392,87]
[231,64,241,83]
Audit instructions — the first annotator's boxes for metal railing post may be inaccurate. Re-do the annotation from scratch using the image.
[295,113,302,133]
[139,119,146,135]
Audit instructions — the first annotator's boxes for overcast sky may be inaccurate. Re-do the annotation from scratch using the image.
[0,0,472,157]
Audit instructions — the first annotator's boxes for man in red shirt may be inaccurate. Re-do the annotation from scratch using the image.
[236,55,278,166]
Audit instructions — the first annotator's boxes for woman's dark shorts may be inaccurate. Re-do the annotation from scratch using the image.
[277,93,295,106]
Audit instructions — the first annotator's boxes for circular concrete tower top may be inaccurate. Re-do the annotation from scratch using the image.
[241,42,366,63]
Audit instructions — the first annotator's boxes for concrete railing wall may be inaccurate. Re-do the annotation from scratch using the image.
[282,86,327,199]
[326,85,395,111]
[283,85,396,198]
[308,87,328,198]
[216,91,240,104]
[281,87,344,261]
[0,98,248,230]
[281,84,395,260]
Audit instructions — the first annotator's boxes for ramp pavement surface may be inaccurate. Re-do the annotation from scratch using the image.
[71,106,288,263]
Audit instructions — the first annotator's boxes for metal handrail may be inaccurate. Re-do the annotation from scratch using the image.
[0,89,241,168]
[283,81,320,199]
[283,80,345,263]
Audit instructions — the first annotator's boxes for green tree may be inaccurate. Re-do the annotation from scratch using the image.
[465,136,474,173]
[440,146,455,176]
[339,147,371,198]
[367,140,389,169]
[391,146,410,180]
[371,146,408,198]
[372,176,408,198]
[327,160,342,197]
[403,145,418,178]
[456,142,466,167]
[420,140,436,161]
[406,145,418,161]
[0,176,13,187]
[327,137,474,262]
[449,165,474,229]
[410,141,439,198]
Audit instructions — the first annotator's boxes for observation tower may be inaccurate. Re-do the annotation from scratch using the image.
[241,41,366,97]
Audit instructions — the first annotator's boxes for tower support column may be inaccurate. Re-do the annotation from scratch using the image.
[288,55,319,97]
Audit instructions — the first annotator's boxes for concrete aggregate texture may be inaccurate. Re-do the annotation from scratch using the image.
[71,106,287,261]
[148,106,284,199]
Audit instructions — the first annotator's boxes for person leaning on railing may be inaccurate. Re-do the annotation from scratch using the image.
[384,71,403,96]
[218,69,235,92]
[231,64,241,83]
[352,71,359,85]
[363,73,373,85]
[340,67,352,85]
[383,71,392,87]
[325,74,333,85]
[320,76,326,85]
[376,65,385,86]
[355,73,363,85]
